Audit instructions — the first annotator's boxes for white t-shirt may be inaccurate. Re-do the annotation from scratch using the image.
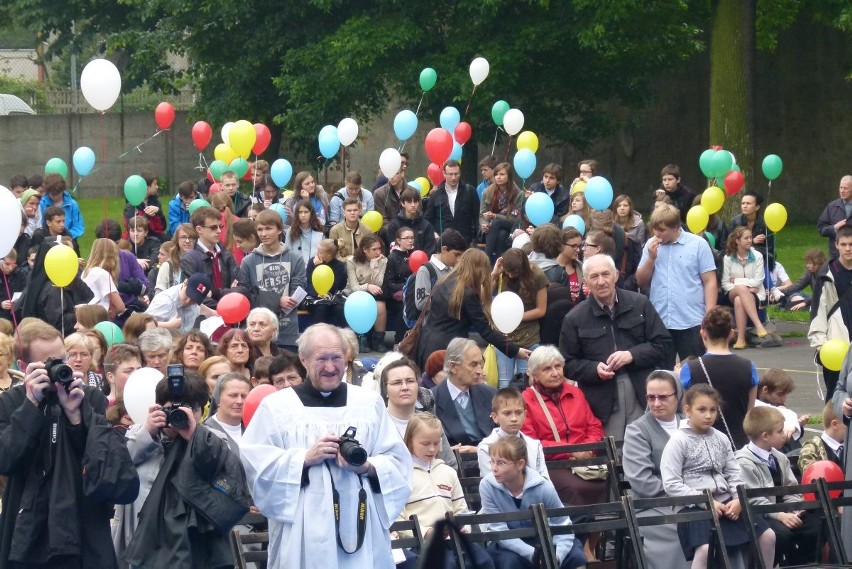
[771,261,790,286]
[82,267,115,310]
[218,420,243,444]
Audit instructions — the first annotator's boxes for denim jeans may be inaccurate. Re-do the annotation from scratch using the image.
[496,343,538,388]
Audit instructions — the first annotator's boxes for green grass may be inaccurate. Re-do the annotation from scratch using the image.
[767,223,826,323]
[78,197,132,256]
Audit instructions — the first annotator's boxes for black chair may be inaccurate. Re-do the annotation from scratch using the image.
[817,478,852,566]
[390,514,426,553]
[624,489,733,569]
[453,448,480,478]
[538,498,646,569]
[737,481,843,568]
[231,528,269,569]
[543,439,615,500]
[457,475,482,513]
[447,505,550,569]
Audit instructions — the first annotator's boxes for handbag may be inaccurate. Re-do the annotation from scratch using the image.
[483,344,499,387]
[531,387,607,481]
[697,356,737,450]
[398,296,430,360]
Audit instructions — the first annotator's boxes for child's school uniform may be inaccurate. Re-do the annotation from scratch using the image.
[661,424,771,561]
[479,467,586,569]
[477,428,549,479]
[736,442,823,565]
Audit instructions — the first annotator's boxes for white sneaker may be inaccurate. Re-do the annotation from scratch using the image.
[770,288,785,302]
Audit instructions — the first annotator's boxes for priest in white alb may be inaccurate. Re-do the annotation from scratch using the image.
[240,323,412,568]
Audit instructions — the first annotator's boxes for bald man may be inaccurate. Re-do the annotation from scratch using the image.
[818,175,852,259]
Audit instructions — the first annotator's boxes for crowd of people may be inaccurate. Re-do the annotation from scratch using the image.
[0,161,850,569]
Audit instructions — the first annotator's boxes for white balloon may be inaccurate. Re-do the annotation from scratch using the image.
[337,117,359,146]
[80,59,122,112]
[123,367,164,425]
[0,187,20,258]
[492,291,524,334]
[221,121,235,146]
[511,233,531,249]
[379,148,402,180]
[469,57,490,86]
[503,108,525,136]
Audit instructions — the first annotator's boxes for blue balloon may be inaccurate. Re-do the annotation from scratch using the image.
[270,158,293,188]
[584,176,614,211]
[269,203,287,223]
[393,110,418,141]
[344,291,378,334]
[72,146,96,177]
[318,125,340,159]
[513,148,536,180]
[439,106,460,132]
[449,141,463,161]
[525,192,555,227]
[408,179,422,193]
[562,214,586,235]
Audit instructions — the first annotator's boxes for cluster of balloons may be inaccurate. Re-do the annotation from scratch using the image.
[318,118,360,160]
[191,119,272,184]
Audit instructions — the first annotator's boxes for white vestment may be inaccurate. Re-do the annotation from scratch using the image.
[240,384,412,569]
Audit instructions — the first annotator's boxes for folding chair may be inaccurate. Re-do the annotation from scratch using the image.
[447,505,550,569]
[453,448,480,478]
[457,475,482,512]
[737,482,844,568]
[538,498,646,569]
[231,528,269,569]
[543,439,616,500]
[625,489,733,569]
[390,514,426,553]
[817,478,852,566]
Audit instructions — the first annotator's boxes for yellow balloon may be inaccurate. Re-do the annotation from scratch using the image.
[229,120,257,159]
[45,244,79,288]
[311,264,334,296]
[571,180,586,194]
[516,131,539,153]
[214,143,238,164]
[764,203,788,233]
[416,176,431,197]
[686,205,709,234]
[282,190,294,199]
[362,211,383,233]
[820,339,850,372]
[701,186,725,215]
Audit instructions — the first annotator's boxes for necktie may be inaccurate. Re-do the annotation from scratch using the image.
[767,454,777,471]
[838,444,845,464]
[457,391,469,410]
[208,251,223,289]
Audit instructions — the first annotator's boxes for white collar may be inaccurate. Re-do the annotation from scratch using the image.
[429,254,448,271]
[747,442,772,462]
[822,432,843,453]
[446,379,468,401]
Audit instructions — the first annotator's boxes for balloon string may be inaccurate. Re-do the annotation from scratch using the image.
[504,136,513,161]
[415,93,425,116]
[99,112,107,223]
[767,180,773,202]
[1,271,24,360]
[491,127,502,156]
[60,287,65,343]
[463,85,477,120]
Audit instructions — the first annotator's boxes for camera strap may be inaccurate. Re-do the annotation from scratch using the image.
[325,463,367,554]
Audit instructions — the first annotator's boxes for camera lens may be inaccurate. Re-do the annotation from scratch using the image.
[47,360,74,385]
[167,406,189,429]
[340,440,367,466]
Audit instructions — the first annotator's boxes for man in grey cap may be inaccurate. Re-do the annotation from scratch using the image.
[145,272,216,331]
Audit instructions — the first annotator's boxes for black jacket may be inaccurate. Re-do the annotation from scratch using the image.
[528,182,570,225]
[386,212,437,256]
[423,182,480,244]
[180,243,245,305]
[384,248,413,297]
[431,381,496,447]
[560,289,672,422]
[415,274,520,367]
[123,426,251,569]
[306,257,348,297]
[0,267,26,322]
[728,213,775,270]
[0,385,134,569]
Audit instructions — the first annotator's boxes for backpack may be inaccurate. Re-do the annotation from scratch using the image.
[402,262,438,328]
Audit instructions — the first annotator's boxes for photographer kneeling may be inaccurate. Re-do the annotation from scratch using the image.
[118,368,251,569]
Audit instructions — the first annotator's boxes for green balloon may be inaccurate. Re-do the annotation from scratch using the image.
[491,100,510,126]
[698,149,715,178]
[731,163,741,172]
[229,157,249,178]
[704,231,716,249]
[419,68,437,92]
[711,150,733,178]
[209,160,227,181]
[762,154,783,181]
[188,198,210,214]
[124,174,148,206]
[93,321,124,347]
[45,157,68,179]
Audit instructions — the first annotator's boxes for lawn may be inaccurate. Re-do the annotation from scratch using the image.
[768,222,825,323]
[78,197,133,256]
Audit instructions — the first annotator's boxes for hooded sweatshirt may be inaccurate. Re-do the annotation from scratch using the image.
[237,243,306,346]
[398,457,467,536]
[386,211,437,256]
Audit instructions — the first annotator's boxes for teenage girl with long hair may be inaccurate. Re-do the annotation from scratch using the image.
[480,162,524,263]
[83,238,125,318]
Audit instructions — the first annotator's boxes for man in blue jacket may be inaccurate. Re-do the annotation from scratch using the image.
[38,173,84,240]
[167,180,198,236]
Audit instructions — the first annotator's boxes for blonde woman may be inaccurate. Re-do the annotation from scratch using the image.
[82,238,125,318]
[0,333,23,392]
[64,332,104,389]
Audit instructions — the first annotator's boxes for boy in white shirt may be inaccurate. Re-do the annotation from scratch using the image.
[477,387,548,479]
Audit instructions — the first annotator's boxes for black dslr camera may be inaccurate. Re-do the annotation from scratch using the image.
[162,364,189,429]
[44,357,74,392]
[339,426,367,467]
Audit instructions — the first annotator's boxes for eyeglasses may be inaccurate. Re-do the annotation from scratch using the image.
[645,393,676,402]
[178,235,194,242]
[387,379,418,388]
[490,459,517,468]
[66,351,91,360]
[399,236,415,241]
[204,224,222,231]
[564,242,581,250]
[583,242,599,249]
[579,169,593,175]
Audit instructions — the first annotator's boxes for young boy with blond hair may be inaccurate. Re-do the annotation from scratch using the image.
[477,387,548,479]
[755,368,810,448]
[799,402,846,474]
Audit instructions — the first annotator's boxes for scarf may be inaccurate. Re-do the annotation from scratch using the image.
[532,379,563,405]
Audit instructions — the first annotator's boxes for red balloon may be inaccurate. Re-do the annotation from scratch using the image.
[712,145,723,151]
[408,250,429,274]
[724,170,745,195]
[454,122,472,145]
[253,123,272,155]
[154,102,175,130]
[192,121,213,151]
[802,460,845,501]
[424,128,454,165]
[209,182,221,194]
[427,163,445,186]
[243,384,277,426]
[217,292,251,324]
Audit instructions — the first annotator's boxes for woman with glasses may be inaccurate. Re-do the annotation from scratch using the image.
[384,227,416,347]
[64,332,104,390]
[622,370,690,569]
[216,328,256,381]
[569,159,597,193]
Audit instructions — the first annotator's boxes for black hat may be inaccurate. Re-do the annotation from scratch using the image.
[186,273,212,304]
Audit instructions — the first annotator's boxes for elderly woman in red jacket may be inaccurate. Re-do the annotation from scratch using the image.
[520,345,607,507]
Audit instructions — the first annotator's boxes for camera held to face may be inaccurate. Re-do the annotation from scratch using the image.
[44,357,74,392]
[339,426,367,467]
[164,364,189,429]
